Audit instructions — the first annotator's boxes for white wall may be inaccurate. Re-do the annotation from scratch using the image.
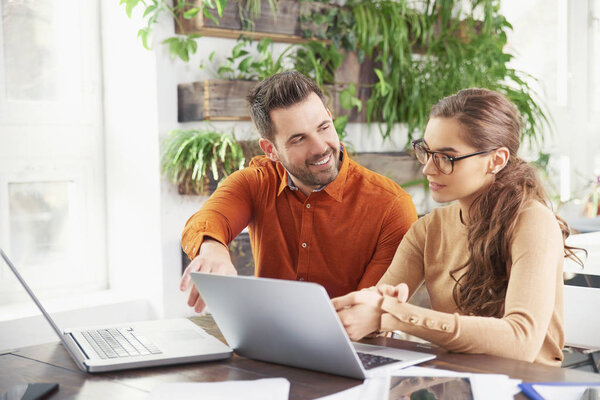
[101,2,164,313]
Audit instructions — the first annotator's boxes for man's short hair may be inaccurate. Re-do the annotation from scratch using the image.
[247,70,326,142]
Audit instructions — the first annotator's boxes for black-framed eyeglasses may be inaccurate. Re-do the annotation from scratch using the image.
[411,139,493,175]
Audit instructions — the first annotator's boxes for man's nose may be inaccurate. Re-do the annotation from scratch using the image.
[310,135,329,155]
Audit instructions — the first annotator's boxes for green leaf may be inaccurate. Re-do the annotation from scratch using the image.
[215,0,227,18]
[217,65,234,76]
[187,38,198,54]
[183,8,200,19]
[231,42,246,58]
[137,28,150,50]
[143,4,157,18]
[238,56,254,73]
[161,37,178,45]
[257,38,272,54]
[333,115,349,139]
[163,38,182,60]
[339,84,362,112]
[177,44,190,62]
[120,0,141,19]
[203,7,219,26]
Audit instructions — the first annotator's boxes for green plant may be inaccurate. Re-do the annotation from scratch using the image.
[210,37,360,142]
[126,0,550,153]
[291,40,343,89]
[161,128,245,194]
[301,0,551,150]
[299,1,356,51]
[119,0,226,62]
[215,37,293,80]
[333,83,363,142]
[236,0,280,31]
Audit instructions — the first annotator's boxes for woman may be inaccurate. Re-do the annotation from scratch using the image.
[333,88,579,366]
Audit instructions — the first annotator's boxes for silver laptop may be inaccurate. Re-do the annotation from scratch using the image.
[191,272,435,379]
[1,248,232,373]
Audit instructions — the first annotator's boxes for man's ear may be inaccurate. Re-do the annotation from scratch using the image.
[259,138,279,162]
[489,147,510,174]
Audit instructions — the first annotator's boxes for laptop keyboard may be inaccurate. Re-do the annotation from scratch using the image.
[81,328,162,359]
[357,352,401,370]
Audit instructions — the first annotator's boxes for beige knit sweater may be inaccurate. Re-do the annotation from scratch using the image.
[378,202,565,366]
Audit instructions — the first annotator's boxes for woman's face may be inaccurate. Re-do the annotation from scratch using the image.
[421,117,495,207]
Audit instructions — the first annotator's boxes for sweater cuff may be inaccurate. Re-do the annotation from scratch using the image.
[379,296,457,335]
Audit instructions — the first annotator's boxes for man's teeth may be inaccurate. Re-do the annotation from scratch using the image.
[312,155,330,165]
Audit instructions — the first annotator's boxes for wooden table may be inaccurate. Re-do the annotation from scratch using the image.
[1,315,599,399]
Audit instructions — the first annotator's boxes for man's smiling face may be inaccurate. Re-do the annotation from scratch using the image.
[260,92,341,195]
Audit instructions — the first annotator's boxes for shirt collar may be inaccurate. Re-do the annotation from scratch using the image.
[322,144,348,202]
[276,144,348,202]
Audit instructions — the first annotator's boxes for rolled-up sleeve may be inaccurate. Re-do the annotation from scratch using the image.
[181,168,258,260]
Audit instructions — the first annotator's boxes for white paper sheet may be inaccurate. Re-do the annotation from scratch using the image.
[148,377,290,400]
[314,377,389,400]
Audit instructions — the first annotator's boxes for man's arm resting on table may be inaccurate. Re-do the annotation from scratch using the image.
[180,238,237,313]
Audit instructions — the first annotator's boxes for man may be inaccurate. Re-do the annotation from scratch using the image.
[180,71,417,312]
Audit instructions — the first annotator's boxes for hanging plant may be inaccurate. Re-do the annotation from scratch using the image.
[301,0,550,149]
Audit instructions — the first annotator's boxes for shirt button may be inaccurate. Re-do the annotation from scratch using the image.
[409,316,419,324]
[306,204,311,208]
[426,319,435,328]
[301,242,307,248]
[441,323,449,331]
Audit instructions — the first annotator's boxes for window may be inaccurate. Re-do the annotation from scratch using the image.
[0,0,106,305]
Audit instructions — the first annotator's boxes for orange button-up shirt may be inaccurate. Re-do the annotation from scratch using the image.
[181,151,417,298]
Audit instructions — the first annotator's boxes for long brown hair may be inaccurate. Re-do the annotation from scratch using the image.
[430,88,578,317]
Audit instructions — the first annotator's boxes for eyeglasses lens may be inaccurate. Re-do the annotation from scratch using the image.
[413,142,453,174]
[433,154,452,174]
[414,143,428,165]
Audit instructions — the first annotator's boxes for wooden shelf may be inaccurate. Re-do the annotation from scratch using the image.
[178,79,255,122]
[175,0,331,44]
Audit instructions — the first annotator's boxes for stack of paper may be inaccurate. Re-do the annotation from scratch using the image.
[148,378,290,400]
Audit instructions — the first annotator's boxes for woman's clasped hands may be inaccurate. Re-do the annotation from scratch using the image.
[332,283,410,341]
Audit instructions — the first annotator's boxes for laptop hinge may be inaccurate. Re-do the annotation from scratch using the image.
[62,332,91,372]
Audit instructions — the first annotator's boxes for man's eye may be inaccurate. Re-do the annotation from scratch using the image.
[291,136,304,144]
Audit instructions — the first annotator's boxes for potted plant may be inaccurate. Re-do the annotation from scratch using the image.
[161,127,246,195]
